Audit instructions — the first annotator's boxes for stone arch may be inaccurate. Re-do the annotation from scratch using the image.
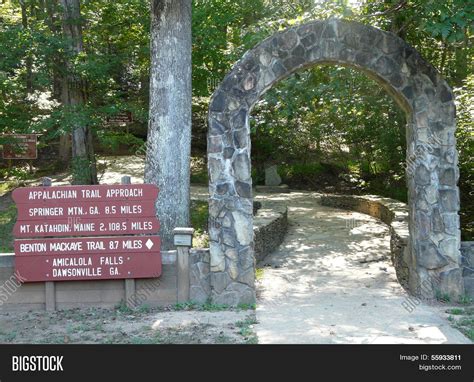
[207,19,462,305]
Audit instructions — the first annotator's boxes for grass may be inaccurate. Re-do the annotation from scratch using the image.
[445,306,474,341]
[235,316,258,344]
[435,290,451,303]
[458,295,473,305]
[190,156,208,184]
[172,300,256,312]
[446,308,465,315]
[256,267,265,281]
[173,301,229,312]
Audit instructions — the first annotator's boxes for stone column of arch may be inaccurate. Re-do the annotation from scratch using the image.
[207,19,463,305]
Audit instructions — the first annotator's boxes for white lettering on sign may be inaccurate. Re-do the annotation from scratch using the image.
[99,222,127,231]
[99,256,123,265]
[86,241,105,250]
[120,205,142,214]
[73,222,95,232]
[131,221,152,230]
[81,189,100,198]
[106,188,143,198]
[53,257,92,267]
[20,242,47,253]
[52,267,102,277]
[33,224,71,234]
[67,206,84,215]
[50,241,83,252]
[20,225,30,233]
[123,240,142,249]
[28,190,78,200]
[28,207,64,217]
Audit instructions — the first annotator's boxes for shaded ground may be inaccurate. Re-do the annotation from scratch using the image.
[254,191,472,344]
[0,305,257,344]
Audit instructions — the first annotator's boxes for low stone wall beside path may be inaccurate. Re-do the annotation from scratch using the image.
[320,194,472,299]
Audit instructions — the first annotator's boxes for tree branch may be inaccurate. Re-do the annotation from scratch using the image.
[358,0,408,19]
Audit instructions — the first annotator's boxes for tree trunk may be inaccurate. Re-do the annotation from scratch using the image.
[19,0,33,94]
[145,0,192,249]
[46,0,70,165]
[60,0,97,184]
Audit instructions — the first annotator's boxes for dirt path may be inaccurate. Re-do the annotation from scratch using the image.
[254,191,471,344]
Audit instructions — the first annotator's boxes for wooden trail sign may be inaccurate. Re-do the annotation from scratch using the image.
[13,184,162,282]
[2,134,38,160]
[105,111,133,126]
[15,252,162,282]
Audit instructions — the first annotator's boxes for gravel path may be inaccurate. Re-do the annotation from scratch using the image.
[254,191,470,344]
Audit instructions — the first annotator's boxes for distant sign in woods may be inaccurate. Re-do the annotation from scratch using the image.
[13,184,162,282]
[2,134,38,160]
[105,111,133,126]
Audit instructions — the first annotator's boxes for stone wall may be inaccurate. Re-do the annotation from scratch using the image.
[253,203,288,262]
[320,195,410,290]
[461,242,474,297]
[189,201,288,303]
[189,248,211,303]
[320,194,472,299]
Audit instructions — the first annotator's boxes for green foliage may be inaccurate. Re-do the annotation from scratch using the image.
[435,290,451,303]
[454,74,474,240]
[71,155,94,185]
[0,205,16,252]
[96,131,144,154]
[190,200,210,248]
[447,308,465,315]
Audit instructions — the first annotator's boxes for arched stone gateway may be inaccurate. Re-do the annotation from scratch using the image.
[207,19,462,305]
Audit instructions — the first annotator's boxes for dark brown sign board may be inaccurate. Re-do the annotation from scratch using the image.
[16,200,157,221]
[13,184,162,282]
[12,184,159,204]
[105,111,133,125]
[2,134,38,160]
[14,216,160,238]
[15,236,160,256]
[15,252,162,282]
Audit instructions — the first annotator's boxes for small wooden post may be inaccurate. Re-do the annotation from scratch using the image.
[42,177,56,311]
[174,227,194,303]
[122,176,137,308]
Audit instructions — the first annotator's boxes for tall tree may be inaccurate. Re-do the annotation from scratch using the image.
[145,0,192,249]
[60,0,97,184]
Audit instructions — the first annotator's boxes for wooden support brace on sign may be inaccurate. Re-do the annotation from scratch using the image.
[42,177,56,312]
[174,227,194,303]
[122,176,136,309]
